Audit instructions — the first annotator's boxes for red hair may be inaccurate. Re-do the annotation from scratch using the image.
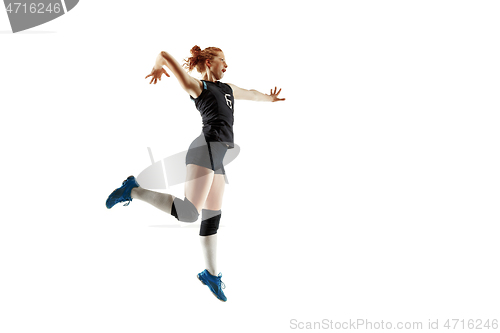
[183,45,222,73]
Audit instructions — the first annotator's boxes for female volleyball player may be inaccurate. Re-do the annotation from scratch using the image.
[106,46,285,302]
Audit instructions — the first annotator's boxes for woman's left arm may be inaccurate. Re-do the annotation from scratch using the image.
[227,83,285,102]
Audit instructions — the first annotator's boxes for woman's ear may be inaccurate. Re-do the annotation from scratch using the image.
[205,58,211,68]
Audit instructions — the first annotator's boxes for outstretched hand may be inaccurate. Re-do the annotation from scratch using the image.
[269,87,285,102]
[145,67,170,84]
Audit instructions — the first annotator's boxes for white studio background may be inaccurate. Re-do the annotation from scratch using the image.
[1,1,499,332]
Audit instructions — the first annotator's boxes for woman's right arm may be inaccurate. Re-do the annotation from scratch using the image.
[148,51,203,98]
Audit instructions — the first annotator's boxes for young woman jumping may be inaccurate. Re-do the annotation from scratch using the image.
[106,46,285,302]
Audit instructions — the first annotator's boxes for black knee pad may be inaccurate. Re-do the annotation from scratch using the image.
[200,209,221,236]
[171,197,199,222]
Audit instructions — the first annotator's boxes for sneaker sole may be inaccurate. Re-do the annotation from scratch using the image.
[197,274,226,302]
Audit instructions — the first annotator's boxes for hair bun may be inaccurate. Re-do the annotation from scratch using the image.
[183,45,222,74]
[191,45,202,57]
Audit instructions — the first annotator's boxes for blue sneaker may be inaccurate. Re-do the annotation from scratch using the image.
[106,176,140,209]
[197,269,227,302]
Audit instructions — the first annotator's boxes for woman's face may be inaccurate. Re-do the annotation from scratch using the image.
[208,52,228,80]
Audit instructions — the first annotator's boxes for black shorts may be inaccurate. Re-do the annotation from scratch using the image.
[185,132,228,175]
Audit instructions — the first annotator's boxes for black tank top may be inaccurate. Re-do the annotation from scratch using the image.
[190,80,235,148]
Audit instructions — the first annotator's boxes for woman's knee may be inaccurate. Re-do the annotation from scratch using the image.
[172,197,199,222]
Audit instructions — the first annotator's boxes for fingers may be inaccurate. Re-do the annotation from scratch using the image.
[270,87,282,96]
[269,86,285,102]
[146,69,171,84]
[270,87,282,94]
[146,68,156,83]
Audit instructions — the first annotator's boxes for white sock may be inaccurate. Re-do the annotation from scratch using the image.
[130,187,175,214]
[200,234,218,276]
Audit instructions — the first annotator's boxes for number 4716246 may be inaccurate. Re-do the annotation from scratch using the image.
[5,2,61,14]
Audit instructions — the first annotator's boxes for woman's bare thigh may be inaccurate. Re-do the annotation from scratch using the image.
[185,164,215,212]
[203,174,226,211]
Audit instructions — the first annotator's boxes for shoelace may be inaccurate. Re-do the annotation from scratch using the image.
[112,188,131,206]
[217,273,226,290]
[120,179,133,206]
